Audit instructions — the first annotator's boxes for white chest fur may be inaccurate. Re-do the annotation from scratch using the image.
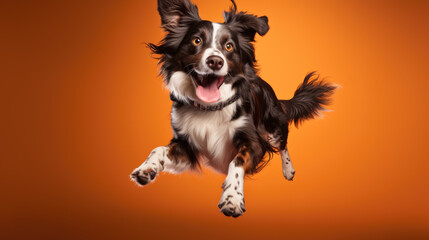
[171,103,248,174]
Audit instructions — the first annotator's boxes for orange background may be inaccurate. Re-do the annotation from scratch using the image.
[1,0,428,239]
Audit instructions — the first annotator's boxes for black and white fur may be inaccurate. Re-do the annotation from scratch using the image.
[131,0,336,217]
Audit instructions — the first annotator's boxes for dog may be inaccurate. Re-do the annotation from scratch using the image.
[130,0,336,217]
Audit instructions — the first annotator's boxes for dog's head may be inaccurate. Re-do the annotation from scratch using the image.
[149,0,269,104]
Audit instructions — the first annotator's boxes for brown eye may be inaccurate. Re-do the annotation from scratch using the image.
[193,37,202,46]
[225,43,233,52]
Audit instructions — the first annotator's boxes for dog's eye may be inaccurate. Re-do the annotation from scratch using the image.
[192,37,202,46]
[225,43,233,52]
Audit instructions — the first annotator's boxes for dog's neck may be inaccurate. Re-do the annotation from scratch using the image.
[170,93,239,111]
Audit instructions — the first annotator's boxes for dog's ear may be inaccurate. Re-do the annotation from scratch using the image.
[223,0,269,41]
[158,0,201,31]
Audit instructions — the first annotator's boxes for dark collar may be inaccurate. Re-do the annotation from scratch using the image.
[170,93,240,111]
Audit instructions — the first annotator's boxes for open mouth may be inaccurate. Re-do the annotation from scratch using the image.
[192,73,225,103]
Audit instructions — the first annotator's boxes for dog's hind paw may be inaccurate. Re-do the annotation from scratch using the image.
[281,149,295,181]
[283,169,295,181]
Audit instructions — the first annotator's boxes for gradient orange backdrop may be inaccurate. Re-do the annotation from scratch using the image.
[1,0,428,239]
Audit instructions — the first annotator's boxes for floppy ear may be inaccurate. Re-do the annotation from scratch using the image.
[158,0,201,31]
[223,0,269,41]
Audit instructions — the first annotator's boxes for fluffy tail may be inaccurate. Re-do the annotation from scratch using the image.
[280,72,337,127]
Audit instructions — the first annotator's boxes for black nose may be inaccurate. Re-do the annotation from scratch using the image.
[206,56,224,71]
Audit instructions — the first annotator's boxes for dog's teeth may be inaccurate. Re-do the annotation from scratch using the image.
[198,75,203,82]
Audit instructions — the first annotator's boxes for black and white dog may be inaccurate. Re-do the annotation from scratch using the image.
[131,0,336,217]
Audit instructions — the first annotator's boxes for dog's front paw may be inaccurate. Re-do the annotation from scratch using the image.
[218,193,246,218]
[130,166,158,186]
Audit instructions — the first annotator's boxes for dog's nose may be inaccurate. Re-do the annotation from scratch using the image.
[206,56,224,71]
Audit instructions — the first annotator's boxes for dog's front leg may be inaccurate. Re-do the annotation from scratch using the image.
[130,139,195,186]
[218,146,253,217]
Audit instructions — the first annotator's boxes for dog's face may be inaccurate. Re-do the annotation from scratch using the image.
[150,0,269,104]
[177,21,242,103]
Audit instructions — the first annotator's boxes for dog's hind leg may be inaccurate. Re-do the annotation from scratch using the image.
[130,138,197,186]
[265,131,295,181]
[281,146,295,181]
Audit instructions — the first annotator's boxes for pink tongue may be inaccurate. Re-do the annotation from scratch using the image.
[196,79,220,103]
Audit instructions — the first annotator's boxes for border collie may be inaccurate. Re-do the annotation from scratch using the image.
[131,0,336,217]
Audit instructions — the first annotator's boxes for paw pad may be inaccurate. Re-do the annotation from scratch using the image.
[130,168,158,186]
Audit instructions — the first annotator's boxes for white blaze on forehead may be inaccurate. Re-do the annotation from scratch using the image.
[197,22,228,76]
[211,22,222,50]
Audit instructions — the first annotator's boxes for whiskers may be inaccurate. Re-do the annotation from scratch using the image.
[184,63,196,77]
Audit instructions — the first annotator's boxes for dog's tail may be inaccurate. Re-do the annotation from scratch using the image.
[279,72,337,127]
